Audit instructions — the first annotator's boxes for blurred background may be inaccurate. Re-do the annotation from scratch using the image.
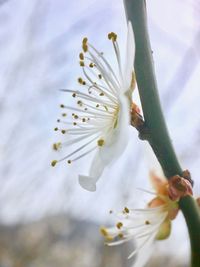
[0,0,199,266]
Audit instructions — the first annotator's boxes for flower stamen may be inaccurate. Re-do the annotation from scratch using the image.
[97,139,105,147]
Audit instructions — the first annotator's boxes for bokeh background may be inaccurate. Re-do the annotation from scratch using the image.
[0,0,199,266]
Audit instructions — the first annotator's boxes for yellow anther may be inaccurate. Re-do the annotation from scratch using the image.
[82,44,88,52]
[54,127,58,131]
[78,77,83,84]
[113,34,117,42]
[97,139,105,147]
[67,160,71,164]
[108,32,117,41]
[51,160,57,167]
[89,63,94,68]
[124,207,130,213]
[77,100,83,106]
[61,130,66,134]
[145,220,150,225]
[118,233,124,239]
[53,142,61,151]
[72,93,76,97]
[74,115,78,119]
[80,61,85,67]
[96,104,99,108]
[116,222,123,229]
[78,77,85,85]
[105,235,114,241]
[82,37,88,52]
[73,122,77,126]
[60,104,64,108]
[100,227,108,237]
[53,143,58,150]
[99,92,104,96]
[82,37,88,44]
[62,113,67,117]
[82,118,86,122]
[108,32,112,40]
[79,52,84,60]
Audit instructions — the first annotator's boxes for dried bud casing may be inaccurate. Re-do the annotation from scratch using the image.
[168,175,193,201]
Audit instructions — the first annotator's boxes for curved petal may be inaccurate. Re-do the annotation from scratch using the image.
[156,219,171,240]
[149,172,168,196]
[131,233,155,267]
[123,21,135,92]
[78,90,130,191]
[78,175,97,192]
[129,212,167,266]
[99,94,130,163]
[78,151,106,191]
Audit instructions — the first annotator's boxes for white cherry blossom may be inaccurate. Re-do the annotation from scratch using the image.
[100,173,179,267]
[52,22,135,191]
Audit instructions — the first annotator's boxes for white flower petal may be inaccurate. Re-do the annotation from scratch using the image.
[89,151,106,178]
[78,151,106,191]
[78,175,96,192]
[123,21,135,92]
[127,211,167,265]
[130,232,155,267]
[99,95,130,164]
[79,95,130,191]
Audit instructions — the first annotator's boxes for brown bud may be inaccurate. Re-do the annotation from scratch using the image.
[131,102,144,129]
[168,175,193,201]
[182,169,194,187]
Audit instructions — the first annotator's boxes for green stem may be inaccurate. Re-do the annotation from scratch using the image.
[179,197,200,267]
[124,0,181,178]
[124,0,200,266]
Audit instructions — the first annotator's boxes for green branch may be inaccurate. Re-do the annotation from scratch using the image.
[179,197,200,267]
[124,0,200,266]
[124,0,181,178]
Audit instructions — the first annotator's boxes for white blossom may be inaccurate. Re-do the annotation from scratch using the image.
[52,22,135,191]
[100,173,179,267]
